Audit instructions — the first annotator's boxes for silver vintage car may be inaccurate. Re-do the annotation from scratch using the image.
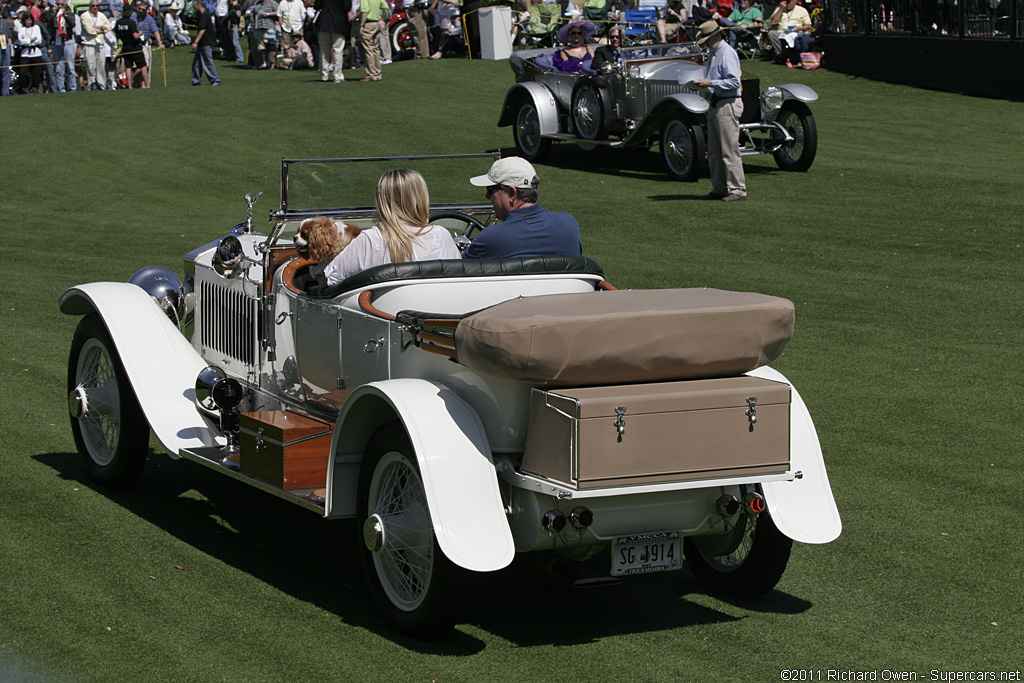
[499,43,819,181]
[61,153,840,639]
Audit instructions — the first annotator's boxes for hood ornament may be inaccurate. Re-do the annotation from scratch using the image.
[244,191,263,233]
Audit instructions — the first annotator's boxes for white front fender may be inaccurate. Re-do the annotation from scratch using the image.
[749,366,841,544]
[337,379,515,572]
[60,283,223,456]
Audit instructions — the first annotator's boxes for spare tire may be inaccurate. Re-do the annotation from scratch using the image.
[571,80,612,141]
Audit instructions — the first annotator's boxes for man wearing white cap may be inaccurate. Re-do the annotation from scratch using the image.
[693,19,746,201]
[464,157,582,260]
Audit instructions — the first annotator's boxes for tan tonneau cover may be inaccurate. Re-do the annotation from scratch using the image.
[454,288,794,385]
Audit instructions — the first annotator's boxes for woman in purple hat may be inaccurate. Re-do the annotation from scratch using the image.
[552,20,595,73]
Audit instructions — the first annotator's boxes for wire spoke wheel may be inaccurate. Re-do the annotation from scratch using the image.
[357,425,455,638]
[368,452,435,611]
[684,508,792,600]
[772,102,817,171]
[513,101,552,162]
[67,314,149,489]
[571,83,608,140]
[74,339,122,466]
[660,114,705,181]
[690,514,757,573]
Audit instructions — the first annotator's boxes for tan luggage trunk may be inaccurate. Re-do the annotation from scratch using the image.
[240,411,333,489]
[521,377,791,489]
[455,288,795,386]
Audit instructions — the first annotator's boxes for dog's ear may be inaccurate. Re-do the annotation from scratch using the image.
[309,227,328,262]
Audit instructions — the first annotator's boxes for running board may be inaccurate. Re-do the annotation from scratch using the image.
[178,445,326,514]
[545,134,627,147]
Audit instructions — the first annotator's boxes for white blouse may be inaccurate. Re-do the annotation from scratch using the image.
[322,224,459,286]
[17,25,43,59]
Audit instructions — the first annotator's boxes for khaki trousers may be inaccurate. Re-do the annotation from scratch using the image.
[361,19,382,79]
[407,6,428,57]
[707,98,747,197]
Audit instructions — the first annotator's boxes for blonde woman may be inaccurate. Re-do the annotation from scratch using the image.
[323,169,460,286]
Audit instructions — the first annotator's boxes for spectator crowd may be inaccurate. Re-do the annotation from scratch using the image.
[0,0,821,95]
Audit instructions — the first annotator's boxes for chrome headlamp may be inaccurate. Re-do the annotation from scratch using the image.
[195,366,228,412]
[128,266,185,324]
[762,86,784,111]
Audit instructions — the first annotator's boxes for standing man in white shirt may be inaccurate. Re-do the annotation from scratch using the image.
[278,0,293,45]
[79,0,111,90]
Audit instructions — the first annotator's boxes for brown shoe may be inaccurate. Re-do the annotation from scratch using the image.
[721,194,747,202]
[702,192,727,200]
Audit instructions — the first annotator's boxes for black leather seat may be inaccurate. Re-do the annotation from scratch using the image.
[307,255,605,299]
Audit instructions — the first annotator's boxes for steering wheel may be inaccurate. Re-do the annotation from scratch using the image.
[429,210,488,240]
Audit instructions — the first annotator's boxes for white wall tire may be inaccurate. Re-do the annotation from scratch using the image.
[390,20,412,54]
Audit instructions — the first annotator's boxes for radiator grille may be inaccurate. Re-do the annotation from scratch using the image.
[199,281,259,367]
[642,82,701,105]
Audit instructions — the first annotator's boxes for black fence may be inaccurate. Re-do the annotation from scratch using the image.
[822,0,1020,37]
[820,0,1024,99]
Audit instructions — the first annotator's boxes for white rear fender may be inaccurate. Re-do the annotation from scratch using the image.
[750,366,841,543]
[336,379,515,572]
[60,283,223,456]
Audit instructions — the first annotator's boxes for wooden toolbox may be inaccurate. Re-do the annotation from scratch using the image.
[521,377,791,489]
[239,410,333,490]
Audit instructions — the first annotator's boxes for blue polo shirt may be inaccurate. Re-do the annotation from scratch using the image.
[131,11,160,42]
[463,203,582,260]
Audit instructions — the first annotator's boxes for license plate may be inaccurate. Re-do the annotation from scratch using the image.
[611,531,682,576]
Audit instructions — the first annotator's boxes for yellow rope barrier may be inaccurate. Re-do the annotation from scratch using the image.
[20,44,167,89]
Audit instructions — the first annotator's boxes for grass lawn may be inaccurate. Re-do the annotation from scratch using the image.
[0,46,1022,682]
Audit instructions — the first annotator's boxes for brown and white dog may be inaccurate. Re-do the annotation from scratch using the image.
[294,217,361,263]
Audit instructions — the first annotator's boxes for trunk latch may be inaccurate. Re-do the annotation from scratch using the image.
[614,406,627,442]
[745,396,757,431]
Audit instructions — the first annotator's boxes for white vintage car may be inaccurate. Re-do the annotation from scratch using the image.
[500,43,819,181]
[61,153,840,638]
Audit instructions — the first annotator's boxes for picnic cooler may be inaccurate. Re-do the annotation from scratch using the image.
[521,377,791,489]
[240,411,333,489]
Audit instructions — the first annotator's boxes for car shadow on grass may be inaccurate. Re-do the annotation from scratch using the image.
[498,144,786,191]
[511,144,669,182]
[35,449,811,650]
[455,550,812,646]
